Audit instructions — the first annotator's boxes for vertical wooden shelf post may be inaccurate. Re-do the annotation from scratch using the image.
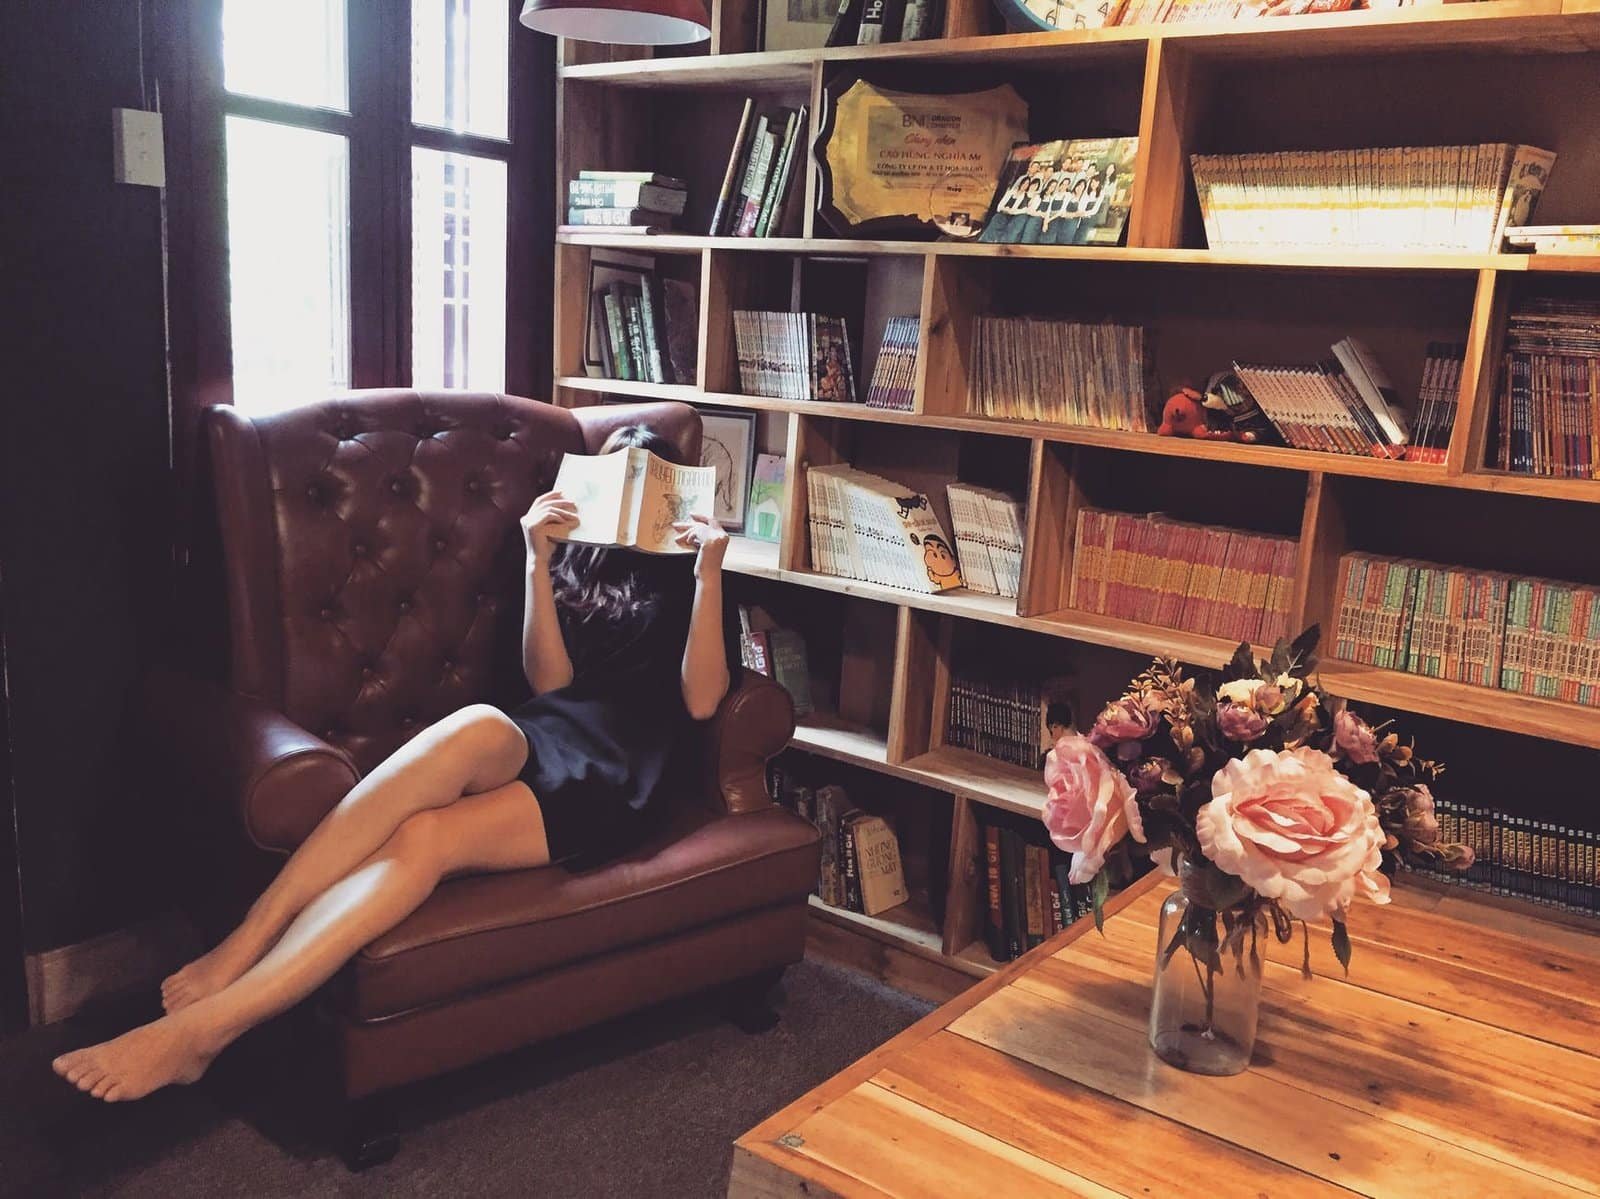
[1127,38,1205,251]
[941,794,985,959]
[1293,472,1349,643]
[1018,441,1084,620]
[1449,267,1508,478]
[916,254,987,419]
[887,607,946,765]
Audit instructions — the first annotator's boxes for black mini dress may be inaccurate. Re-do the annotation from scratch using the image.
[505,552,732,865]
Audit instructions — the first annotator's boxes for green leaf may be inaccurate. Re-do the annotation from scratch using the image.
[1331,921,1352,976]
[1090,869,1110,934]
[1226,641,1256,681]
[1289,623,1322,668]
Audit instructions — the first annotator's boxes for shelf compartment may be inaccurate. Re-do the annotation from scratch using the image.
[1318,659,1600,751]
[901,746,1045,820]
[791,712,890,769]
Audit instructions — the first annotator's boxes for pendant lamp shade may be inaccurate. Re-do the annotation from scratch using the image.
[519,0,711,45]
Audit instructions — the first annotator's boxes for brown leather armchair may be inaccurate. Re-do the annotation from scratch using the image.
[144,392,819,1166]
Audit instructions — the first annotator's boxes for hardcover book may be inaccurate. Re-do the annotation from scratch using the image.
[550,448,715,554]
[852,814,909,916]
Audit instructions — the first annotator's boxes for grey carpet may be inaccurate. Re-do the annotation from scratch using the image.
[0,959,933,1198]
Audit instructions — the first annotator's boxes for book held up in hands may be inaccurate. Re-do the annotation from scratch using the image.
[550,447,715,554]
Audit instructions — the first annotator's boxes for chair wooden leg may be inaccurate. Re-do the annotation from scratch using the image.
[341,1093,399,1172]
[724,966,786,1034]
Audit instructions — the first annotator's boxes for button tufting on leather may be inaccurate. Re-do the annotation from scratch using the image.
[353,542,369,557]
[433,538,447,553]
[466,478,480,493]
[319,607,334,621]
[389,478,407,496]
[398,596,412,613]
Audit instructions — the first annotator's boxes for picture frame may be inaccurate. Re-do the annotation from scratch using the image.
[697,408,759,534]
[584,250,656,377]
[762,0,837,51]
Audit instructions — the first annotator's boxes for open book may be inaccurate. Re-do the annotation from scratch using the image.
[550,447,716,554]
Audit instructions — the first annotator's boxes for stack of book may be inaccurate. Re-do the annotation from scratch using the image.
[1113,0,1352,22]
[709,101,808,238]
[1069,510,1298,645]
[1505,225,1600,257]
[946,668,1076,770]
[1190,144,1556,254]
[864,316,921,411]
[587,258,698,385]
[1421,798,1598,918]
[807,466,963,594]
[563,170,687,233]
[824,0,945,45]
[970,317,1153,430]
[1405,342,1467,464]
[1232,337,1411,459]
[736,605,813,715]
[945,483,1025,599]
[774,773,910,918]
[979,812,1095,962]
[733,310,857,402]
[1332,553,1600,704]
[1491,297,1600,479]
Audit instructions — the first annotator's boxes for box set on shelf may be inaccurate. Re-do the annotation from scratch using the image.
[552,0,1600,990]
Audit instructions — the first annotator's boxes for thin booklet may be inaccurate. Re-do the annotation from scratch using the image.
[550,447,715,554]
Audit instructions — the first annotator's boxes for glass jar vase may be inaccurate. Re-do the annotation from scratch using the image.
[1147,857,1265,1076]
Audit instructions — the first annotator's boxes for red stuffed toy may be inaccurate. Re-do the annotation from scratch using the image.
[1157,387,1238,441]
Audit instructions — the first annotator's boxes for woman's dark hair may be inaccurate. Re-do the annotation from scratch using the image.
[550,424,685,625]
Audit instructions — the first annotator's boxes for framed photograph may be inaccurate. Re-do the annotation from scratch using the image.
[698,409,758,534]
[763,0,837,51]
[584,251,656,377]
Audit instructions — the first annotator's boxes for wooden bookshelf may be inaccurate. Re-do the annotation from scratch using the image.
[553,2,1600,983]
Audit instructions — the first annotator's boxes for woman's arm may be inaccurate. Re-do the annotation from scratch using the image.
[521,490,578,695]
[674,514,732,721]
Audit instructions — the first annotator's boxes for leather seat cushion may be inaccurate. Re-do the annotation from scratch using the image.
[344,804,821,1021]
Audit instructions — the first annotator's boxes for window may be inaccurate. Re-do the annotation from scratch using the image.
[202,0,540,413]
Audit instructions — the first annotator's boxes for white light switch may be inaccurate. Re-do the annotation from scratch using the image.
[112,108,166,188]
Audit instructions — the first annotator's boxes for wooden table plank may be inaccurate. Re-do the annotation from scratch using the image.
[948,985,1590,1198]
[1019,947,1600,1193]
[873,1031,1355,1198]
[1115,888,1600,1054]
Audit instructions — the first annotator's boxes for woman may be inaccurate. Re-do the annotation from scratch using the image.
[53,425,732,1103]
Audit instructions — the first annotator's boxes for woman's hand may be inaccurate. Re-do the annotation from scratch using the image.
[673,512,728,576]
[522,489,579,561]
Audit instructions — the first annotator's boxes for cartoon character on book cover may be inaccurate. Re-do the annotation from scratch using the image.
[978,137,1138,247]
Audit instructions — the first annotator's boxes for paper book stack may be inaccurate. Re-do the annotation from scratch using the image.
[1232,336,1412,459]
[946,668,1076,770]
[807,466,963,594]
[1419,798,1599,918]
[979,811,1119,962]
[1505,225,1600,256]
[1069,510,1298,645]
[709,100,808,238]
[864,316,920,411]
[1333,552,1600,705]
[1190,143,1556,254]
[1405,342,1466,465]
[970,317,1153,430]
[563,170,687,233]
[945,483,1025,599]
[1492,297,1600,479]
[733,311,857,402]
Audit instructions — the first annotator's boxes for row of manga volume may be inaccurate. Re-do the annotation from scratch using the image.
[1191,144,1555,255]
[1333,553,1600,705]
[772,767,910,918]
[1491,297,1600,480]
[864,316,920,412]
[945,663,1077,771]
[1069,509,1298,646]
[970,317,1154,430]
[945,483,1025,600]
[1416,798,1600,917]
[1231,337,1414,460]
[806,466,963,595]
[733,311,857,403]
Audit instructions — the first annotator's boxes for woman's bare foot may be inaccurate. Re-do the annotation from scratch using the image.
[160,932,263,1014]
[51,1012,224,1103]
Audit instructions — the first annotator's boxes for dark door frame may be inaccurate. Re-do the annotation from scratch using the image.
[0,571,30,1032]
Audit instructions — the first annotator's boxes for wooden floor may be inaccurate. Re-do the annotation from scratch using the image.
[739,875,1600,1198]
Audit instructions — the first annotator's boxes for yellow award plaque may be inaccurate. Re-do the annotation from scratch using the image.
[816,79,1030,239]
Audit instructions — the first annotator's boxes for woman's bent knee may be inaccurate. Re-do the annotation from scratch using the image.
[383,810,450,874]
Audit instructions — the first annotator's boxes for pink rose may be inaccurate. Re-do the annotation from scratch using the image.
[1334,708,1379,765]
[1217,701,1268,743]
[1196,747,1391,922]
[1043,734,1145,885]
[1397,785,1440,845]
[1088,696,1161,749]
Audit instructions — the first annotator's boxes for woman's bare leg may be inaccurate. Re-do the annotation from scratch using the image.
[161,705,528,1013]
[56,780,551,1102]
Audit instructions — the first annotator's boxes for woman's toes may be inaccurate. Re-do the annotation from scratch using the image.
[91,1077,115,1100]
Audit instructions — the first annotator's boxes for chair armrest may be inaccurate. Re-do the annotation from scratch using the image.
[138,666,360,853]
[703,670,795,814]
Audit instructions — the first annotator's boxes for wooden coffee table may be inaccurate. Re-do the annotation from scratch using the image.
[730,874,1600,1198]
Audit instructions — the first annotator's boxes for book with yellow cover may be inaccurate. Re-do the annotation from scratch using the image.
[550,447,715,554]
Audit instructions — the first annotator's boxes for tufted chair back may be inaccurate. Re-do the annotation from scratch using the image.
[205,391,701,775]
